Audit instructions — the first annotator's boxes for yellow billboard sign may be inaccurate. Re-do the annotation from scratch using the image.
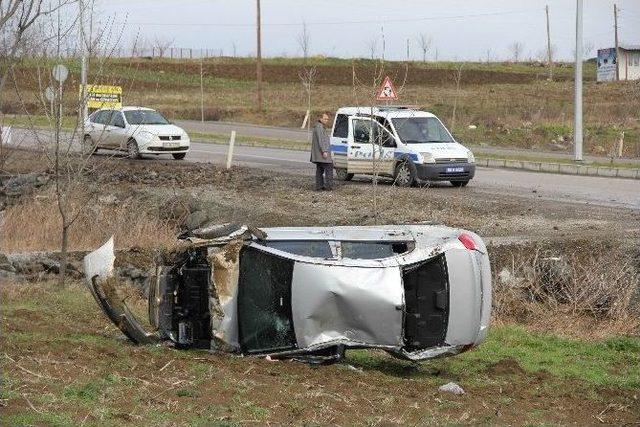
[80,85,122,109]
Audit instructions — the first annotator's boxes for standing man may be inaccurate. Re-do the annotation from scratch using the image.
[310,113,333,191]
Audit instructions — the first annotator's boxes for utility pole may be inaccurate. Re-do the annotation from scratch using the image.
[256,0,263,111]
[200,56,204,123]
[79,0,88,142]
[574,0,583,162]
[406,38,410,62]
[545,5,553,80]
[614,3,620,81]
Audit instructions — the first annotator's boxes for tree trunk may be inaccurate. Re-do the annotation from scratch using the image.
[59,224,69,287]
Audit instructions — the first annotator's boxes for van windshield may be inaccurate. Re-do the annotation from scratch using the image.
[391,117,453,143]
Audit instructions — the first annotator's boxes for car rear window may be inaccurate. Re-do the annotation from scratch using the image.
[333,114,348,138]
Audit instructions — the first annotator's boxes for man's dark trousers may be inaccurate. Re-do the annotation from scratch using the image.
[315,162,334,190]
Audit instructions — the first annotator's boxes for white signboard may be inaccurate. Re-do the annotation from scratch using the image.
[597,48,617,82]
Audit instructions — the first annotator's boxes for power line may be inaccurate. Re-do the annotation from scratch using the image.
[113,9,540,28]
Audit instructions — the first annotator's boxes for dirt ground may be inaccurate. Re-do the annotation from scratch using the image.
[1,149,639,425]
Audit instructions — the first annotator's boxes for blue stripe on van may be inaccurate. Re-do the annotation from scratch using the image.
[330,144,348,153]
[394,152,419,162]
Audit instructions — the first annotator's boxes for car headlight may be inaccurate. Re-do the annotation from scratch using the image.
[421,152,436,164]
[182,132,190,142]
[467,151,476,163]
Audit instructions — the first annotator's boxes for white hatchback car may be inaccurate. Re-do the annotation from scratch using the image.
[84,107,190,159]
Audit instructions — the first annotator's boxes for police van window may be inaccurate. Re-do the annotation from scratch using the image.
[353,119,374,143]
[333,114,348,138]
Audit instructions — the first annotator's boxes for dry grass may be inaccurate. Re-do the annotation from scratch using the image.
[0,188,177,252]
[492,245,640,338]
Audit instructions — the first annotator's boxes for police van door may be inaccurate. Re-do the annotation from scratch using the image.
[348,117,395,176]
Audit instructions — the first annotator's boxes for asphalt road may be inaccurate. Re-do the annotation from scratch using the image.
[175,119,640,167]
[186,142,640,210]
[8,128,640,210]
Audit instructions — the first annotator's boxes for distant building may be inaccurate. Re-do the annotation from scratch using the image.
[597,45,640,82]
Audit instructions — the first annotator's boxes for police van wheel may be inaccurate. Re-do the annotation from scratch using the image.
[451,180,469,187]
[335,168,354,181]
[394,161,416,187]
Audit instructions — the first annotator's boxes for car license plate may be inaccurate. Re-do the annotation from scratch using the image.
[446,167,465,173]
[163,142,179,148]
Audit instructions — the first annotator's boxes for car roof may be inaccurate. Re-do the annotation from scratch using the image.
[95,106,155,112]
[336,106,436,119]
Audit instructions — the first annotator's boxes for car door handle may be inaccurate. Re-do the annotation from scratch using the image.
[342,140,348,144]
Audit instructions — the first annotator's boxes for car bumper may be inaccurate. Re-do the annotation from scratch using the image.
[415,163,476,182]
[140,142,190,154]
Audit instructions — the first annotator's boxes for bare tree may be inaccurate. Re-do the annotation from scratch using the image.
[365,37,377,60]
[153,36,173,58]
[297,21,310,62]
[508,41,524,62]
[298,66,317,138]
[416,33,432,62]
[583,40,595,59]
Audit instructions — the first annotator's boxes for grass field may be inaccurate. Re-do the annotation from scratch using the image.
[3,56,639,157]
[2,280,639,426]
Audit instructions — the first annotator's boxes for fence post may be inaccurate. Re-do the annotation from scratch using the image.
[226,131,236,170]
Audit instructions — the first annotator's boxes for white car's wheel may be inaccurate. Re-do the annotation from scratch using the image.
[127,139,140,159]
[82,135,97,156]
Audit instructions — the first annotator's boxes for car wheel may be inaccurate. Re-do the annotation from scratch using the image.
[394,160,416,187]
[127,139,140,159]
[82,135,97,156]
[335,168,354,181]
[451,180,469,188]
[172,153,186,160]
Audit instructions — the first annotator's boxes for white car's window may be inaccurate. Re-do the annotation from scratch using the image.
[124,110,170,125]
[341,241,412,260]
[108,111,125,128]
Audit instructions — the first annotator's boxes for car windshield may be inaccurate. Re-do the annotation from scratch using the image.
[391,117,453,143]
[124,110,170,125]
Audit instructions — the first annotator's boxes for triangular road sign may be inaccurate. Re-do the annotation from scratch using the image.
[376,76,398,101]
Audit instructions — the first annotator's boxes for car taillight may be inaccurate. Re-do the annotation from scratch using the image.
[458,233,477,251]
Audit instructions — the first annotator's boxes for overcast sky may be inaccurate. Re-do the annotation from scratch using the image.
[99,0,640,61]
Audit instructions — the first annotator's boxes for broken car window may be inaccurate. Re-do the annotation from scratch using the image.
[341,241,411,260]
[237,246,297,353]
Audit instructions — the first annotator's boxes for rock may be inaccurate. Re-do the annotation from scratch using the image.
[0,253,15,273]
[438,382,465,395]
[498,268,523,288]
[2,173,49,196]
[40,257,60,274]
[467,125,477,130]
[98,194,119,205]
[184,210,210,231]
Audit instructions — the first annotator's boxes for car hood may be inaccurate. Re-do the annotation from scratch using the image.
[131,124,185,136]
[417,143,469,160]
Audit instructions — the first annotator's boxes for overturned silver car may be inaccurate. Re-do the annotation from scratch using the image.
[84,224,491,362]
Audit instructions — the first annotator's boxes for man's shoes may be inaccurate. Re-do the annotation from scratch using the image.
[323,187,333,191]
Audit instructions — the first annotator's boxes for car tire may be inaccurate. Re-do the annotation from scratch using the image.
[394,160,417,187]
[335,168,354,181]
[451,180,469,188]
[172,153,186,160]
[82,135,97,156]
[127,139,140,159]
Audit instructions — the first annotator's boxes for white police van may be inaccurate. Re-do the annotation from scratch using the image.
[330,107,475,187]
